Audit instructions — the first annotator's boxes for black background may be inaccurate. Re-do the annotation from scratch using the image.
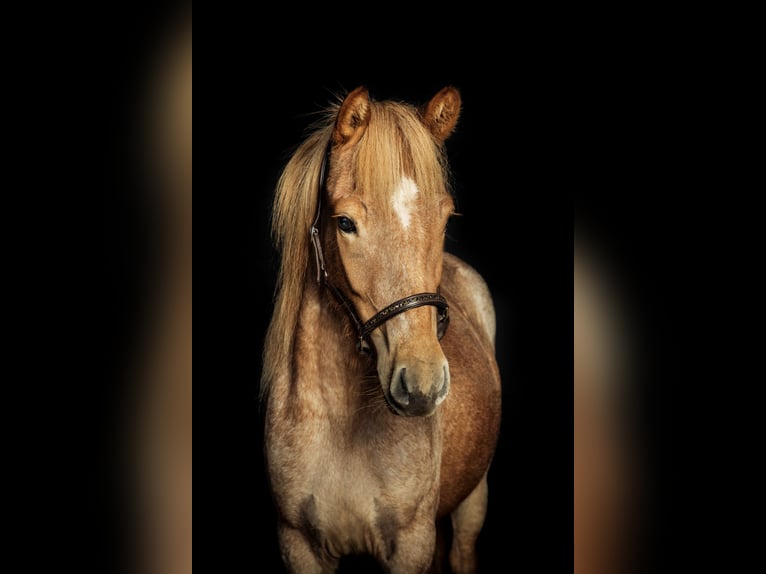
[102,10,714,573]
[197,78,573,572]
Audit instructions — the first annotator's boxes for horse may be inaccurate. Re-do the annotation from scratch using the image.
[262,86,502,573]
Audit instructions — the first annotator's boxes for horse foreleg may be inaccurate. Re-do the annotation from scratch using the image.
[278,523,336,574]
[448,473,488,574]
[383,519,437,574]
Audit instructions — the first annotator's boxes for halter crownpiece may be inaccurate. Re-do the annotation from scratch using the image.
[309,144,450,354]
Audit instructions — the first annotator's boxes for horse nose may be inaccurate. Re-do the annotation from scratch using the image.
[389,363,449,417]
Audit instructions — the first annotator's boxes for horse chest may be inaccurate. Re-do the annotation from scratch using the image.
[269,416,441,557]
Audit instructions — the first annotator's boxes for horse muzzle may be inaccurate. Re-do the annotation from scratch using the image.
[386,359,450,417]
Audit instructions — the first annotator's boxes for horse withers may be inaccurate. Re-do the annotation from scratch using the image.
[262,86,502,573]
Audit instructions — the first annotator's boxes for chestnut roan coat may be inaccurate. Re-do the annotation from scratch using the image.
[262,86,502,573]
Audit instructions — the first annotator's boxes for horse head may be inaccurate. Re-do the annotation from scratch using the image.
[320,86,461,417]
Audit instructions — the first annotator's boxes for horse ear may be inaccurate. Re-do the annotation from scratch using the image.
[333,86,371,147]
[421,87,461,141]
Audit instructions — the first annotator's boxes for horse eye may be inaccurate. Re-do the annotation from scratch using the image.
[337,216,356,234]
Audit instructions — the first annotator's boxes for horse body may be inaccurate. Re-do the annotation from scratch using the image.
[263,87,501,573]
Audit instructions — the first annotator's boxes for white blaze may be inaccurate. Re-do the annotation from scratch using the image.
[392,176,419,230]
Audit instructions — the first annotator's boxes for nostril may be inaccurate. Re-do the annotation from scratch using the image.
[399,369,409,395]
[390,368,410,407]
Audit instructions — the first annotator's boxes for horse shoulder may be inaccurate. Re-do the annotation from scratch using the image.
[442,252,496,349]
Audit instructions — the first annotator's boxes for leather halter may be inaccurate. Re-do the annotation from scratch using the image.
[309,145,450,354]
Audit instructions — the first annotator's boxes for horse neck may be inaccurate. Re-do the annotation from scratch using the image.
[285,279,377,418]
[285,280,442,436]
[264,276,443,470]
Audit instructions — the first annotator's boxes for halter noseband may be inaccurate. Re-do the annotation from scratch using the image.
[309,145,449,354]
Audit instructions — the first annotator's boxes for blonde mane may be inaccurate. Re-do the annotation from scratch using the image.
[261,98,452,397]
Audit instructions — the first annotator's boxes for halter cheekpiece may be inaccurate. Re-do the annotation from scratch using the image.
[309,143,450,354]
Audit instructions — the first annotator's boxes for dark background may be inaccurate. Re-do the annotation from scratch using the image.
[103,13,711,572]
[197,78,573,572]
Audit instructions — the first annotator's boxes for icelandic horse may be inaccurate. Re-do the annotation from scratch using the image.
[262,86,502,573]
